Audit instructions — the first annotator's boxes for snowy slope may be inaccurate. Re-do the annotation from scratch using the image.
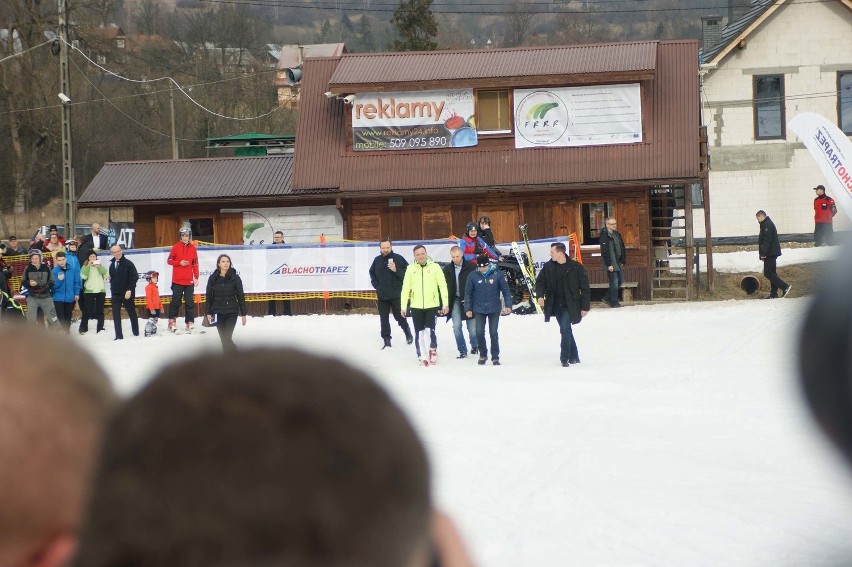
[80,289,852,566]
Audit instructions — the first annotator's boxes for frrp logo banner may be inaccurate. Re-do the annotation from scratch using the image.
[352,89,477,151]
[789,112,852,222]
[514,83,642,148]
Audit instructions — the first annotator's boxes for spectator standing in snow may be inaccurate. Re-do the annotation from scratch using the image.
[400,244,449,366]
[108,245,140,340]
[51,251,81,332]
[22,249,59,328]
[813,184,837,247]
[71,347,475,567]
[369,239,413,349]
[756,210,792,299]
[167,226,199,333]
[267,230,292,317]
[144,271,162,337]
[205,254,248,353]
[536,242,590,367]
[0,326,117,567]
[79,251,108,334]
[443,245,478,358]
[599,217,626,308]
[464,254,512,366]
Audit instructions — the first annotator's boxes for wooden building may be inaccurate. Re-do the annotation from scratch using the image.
[292,41,709,300]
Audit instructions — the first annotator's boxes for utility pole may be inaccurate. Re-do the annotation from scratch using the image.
[170,84,178,159]
[58,0,75,237]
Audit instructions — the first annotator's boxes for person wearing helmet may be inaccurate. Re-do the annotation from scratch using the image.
[167,227,199,333]
[144,271,162,337]
[459,222,499,265]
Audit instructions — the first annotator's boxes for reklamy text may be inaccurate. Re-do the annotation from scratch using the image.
[355,98,445,121]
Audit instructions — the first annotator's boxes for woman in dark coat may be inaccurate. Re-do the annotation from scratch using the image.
[205,254,247,352]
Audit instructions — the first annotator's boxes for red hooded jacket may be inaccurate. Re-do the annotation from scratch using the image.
[167,241,199,285]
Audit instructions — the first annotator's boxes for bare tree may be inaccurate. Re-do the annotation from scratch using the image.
[503,0,536,48]
[133,0,162,35]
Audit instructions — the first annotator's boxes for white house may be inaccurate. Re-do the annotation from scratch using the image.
[699,0,852,238]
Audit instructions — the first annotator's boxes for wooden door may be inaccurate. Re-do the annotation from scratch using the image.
[218,213,244,245]
[477,205,518,244]
[551,202,577,238]
[154,215,179,247]
[615,198,640,248]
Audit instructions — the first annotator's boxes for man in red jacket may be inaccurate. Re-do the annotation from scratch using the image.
[167,227,200,332]
[813,184,837,247]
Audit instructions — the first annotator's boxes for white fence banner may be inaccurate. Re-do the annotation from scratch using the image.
[514,83,642,148]
[104,238,566,297]
[789,112,852,222]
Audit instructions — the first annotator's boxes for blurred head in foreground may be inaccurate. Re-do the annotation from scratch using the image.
[73,348,473,567]
[0,325,117,567]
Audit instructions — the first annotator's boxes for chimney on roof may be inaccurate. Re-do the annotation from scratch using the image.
[729,0,753,23]
[701,15,723,55]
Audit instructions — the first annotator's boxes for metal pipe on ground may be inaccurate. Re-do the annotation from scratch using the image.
[740,275,761,295]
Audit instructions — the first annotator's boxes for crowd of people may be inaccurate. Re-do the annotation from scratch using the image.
[0,225,248,352]
[370,216,595,367]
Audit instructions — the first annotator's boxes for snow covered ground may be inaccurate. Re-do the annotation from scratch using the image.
[81,252,852,566]
[670,244,836,273]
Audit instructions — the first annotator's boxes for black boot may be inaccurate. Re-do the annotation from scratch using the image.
[405,331,413,345]
[382,337,391,349]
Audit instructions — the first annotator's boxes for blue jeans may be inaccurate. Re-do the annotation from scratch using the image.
[553,304,578,362]
[451,300,477,354]
[475,312,501,360]
[606,268,624,304]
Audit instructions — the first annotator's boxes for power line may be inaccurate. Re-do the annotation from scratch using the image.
[69,56,209,142]
[0,39,54,64]
[59,37,284,121]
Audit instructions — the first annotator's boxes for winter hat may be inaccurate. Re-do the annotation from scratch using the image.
[476,254,490,267]
[814,184,826,191]
[465,222,477,233]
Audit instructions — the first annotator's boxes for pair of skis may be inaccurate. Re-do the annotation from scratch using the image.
[511,238,543,315]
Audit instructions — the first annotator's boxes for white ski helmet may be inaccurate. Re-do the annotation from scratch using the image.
[179,226,192,238]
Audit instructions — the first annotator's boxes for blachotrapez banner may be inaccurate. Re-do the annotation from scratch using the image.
[352,89,478,151]
[514,83,642,148]
[105,238,563,296]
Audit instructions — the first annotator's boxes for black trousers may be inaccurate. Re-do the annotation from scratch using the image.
[112,294,139,339]
[814,223,833,247]
[410,307,438,358]
[474,312,501,361]
[169,283,196,322]
[377,297,411,339]
[762,256,789,297]
[215,313,239,353]
[54,301,75,331]
[79,292,105,332]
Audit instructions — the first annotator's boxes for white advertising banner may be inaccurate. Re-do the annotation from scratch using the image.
[106,238,565,297]
[221,206,344,245]
[514,83,642,148]
[351,89,477,151]
[788,112,852,222]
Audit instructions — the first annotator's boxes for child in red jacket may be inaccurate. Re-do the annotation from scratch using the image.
[144,271,162,337]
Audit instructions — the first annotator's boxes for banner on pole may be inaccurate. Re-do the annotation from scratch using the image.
[788,112,852,222]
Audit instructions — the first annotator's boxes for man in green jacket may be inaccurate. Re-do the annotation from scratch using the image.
[400,245,449,366]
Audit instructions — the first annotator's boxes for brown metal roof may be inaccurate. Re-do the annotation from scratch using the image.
[292,41,701,194]
[328,42,658,91]
[78,155,301,206]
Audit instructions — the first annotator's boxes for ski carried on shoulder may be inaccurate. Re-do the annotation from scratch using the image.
[511,241,543,315]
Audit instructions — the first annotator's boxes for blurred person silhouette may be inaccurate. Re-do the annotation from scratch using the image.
[0,325,117,567]
[72,347,475,567]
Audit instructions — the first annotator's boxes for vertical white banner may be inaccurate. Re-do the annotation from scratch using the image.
[788,112,852,222]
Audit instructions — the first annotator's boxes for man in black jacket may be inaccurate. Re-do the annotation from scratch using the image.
[108,245,140,340]
[79,223,109,264]
[599,217,626,308]
[756,210,791,299]
[443,245,478,358]
[536,242,590,367]
[368,240,413,349]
